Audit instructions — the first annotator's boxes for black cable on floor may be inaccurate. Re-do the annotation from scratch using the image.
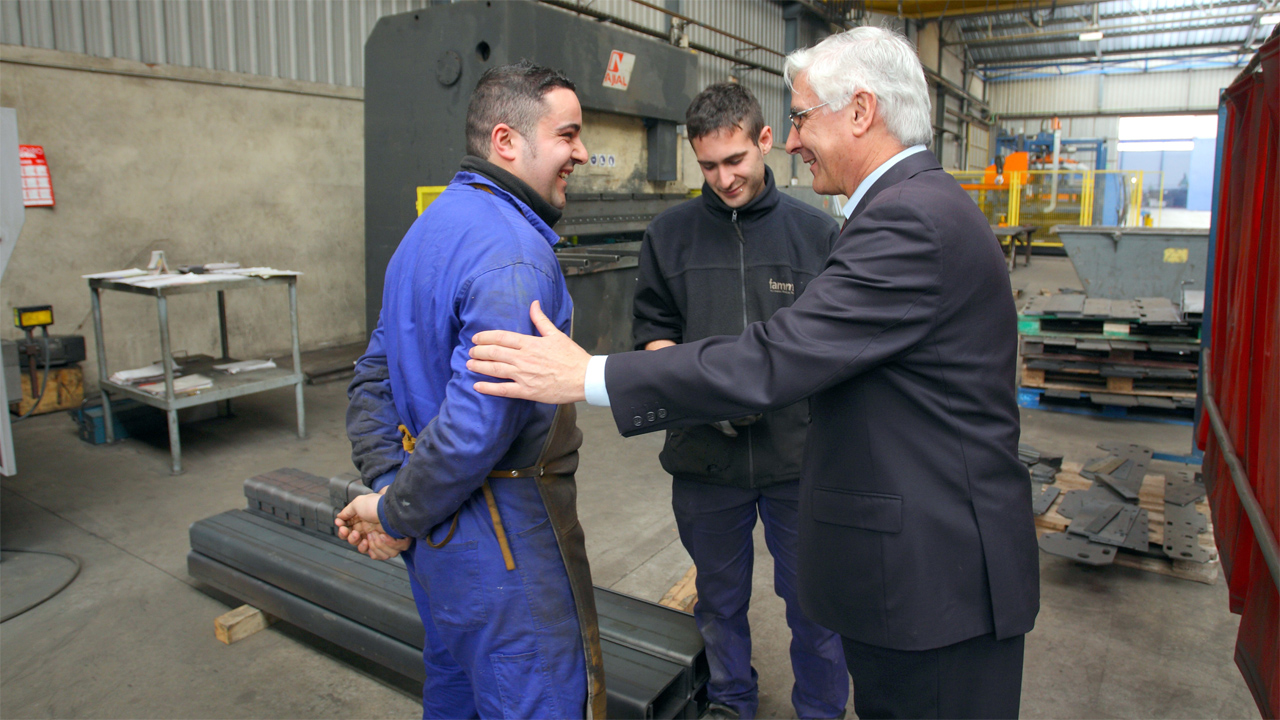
[0,548,81,623]
[11,332,52,424]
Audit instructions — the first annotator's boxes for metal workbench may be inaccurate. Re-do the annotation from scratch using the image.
[993,225,1037,271]
[88,274,305,474]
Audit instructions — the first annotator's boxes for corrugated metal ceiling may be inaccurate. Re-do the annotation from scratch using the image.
[950,0,1276,68]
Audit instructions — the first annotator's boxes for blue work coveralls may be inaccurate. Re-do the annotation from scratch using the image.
[346,171,586,718]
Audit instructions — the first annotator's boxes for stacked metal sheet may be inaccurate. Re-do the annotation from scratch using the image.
[1037,444,1211,567]
[1018,444,1063,516]
[188,469,708,718]
[1017,294,1201,417]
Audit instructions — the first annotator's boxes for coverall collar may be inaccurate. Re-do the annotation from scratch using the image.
[459,155,563,230]
[699,165,781,223]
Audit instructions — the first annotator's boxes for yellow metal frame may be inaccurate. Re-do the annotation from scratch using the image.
[947,168,1161,238]
[416,186,448,216]
[1007,174,1020,227]
[1079,171,1094,225]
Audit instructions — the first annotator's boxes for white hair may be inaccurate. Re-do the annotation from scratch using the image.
[785,26,933,148]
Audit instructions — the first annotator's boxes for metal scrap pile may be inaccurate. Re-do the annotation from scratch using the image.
[1018,443,1064,516]
[1037,442,1212,567]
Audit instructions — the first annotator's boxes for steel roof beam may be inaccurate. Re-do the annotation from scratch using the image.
[855,0,1102,21]
[992,107,1219,119]
[974,38,1266,66]
[959,1,1260,34]
[963,11,1269,47]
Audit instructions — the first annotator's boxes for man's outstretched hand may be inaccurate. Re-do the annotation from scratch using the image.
[335,490,411,561]
[467,301,592,404]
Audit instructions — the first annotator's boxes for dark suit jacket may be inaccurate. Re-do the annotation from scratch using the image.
[605,150,1039,651]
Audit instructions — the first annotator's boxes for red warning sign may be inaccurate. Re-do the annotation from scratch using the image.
[19,145,54,207]
[602,50,636,91]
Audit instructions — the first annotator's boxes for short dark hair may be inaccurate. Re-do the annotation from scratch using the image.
[684,82,765,142]
[465,60,577,158]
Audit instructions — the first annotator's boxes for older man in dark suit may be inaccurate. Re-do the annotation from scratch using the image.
[463,26,1039,719]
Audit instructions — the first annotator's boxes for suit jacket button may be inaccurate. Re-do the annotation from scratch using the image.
[658,408,667,419]
[646,411,656,422]
[633,416,643,427]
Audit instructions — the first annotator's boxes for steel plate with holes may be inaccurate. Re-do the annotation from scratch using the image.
[1044,294,1087,315]
[1030,464,1058,483]
[1096,469,1141,500]
[1135,297,1183,324]
[1069,503,1123,537]
[1032,485,1060,516]
[1165,501,1209,535]
[1164,471,1207,506]
[1091,504,1140,547]
[1096,443,1154,499]
[1038,531,1118,566]
[1163,502,1212,563]
[1109,300,1141,319]
[1082,298,1112,317]
[1084,455,1126,475]
[1120,509,1151,552]
[1057,483,1127,519]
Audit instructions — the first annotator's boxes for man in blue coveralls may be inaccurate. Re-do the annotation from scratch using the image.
[334,61,604,719]
[632,83,847,719]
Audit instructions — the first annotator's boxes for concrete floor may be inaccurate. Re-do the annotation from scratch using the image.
[0,257,1262,719]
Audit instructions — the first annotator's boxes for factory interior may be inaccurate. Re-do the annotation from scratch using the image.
[1,1,1276,719]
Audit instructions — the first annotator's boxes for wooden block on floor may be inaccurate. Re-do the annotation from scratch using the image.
[659,564,698,613]
[12,365,83,416]
[215,604,276,645]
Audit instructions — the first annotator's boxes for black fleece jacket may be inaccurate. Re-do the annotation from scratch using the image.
[632,166,840,488]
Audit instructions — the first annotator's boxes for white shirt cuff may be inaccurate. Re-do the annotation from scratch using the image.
[584,355,611,407]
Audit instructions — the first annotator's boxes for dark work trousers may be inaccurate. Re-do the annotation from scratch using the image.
[672,478,849,719]
[841,631,1025,719]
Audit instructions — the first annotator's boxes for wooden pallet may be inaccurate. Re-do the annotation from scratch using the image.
[1021,367,1197,398]
[1036,462,1218,584]
[1017,315,1201,342]
[1018,387,1194,425]
[1021,339,1200,364]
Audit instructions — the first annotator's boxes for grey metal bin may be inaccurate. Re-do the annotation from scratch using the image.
[1052,226,1209,304]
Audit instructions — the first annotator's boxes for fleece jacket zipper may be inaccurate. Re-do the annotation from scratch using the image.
[732,209,756,486]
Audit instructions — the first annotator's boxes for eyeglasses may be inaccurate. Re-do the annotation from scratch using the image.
[788,100,833,130]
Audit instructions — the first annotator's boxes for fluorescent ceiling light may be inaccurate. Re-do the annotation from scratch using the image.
[1260,13,1280,24]
[1119,115,1218,141]
[1079,30,1104,42]
[1118,140,1194,152]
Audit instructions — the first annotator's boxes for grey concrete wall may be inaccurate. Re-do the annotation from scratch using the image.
[0,45,365,391]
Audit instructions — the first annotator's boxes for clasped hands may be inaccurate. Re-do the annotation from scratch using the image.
[334,489,412,560]
[337,301,589,560]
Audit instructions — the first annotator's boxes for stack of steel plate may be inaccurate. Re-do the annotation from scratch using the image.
[1016,294,1200,420]
[188,469,707,718]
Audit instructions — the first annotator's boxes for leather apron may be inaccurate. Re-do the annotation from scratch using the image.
[488,403,606,719]
[407,402,605,719]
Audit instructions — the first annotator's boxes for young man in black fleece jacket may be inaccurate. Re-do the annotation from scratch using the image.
[632,83,847,720]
